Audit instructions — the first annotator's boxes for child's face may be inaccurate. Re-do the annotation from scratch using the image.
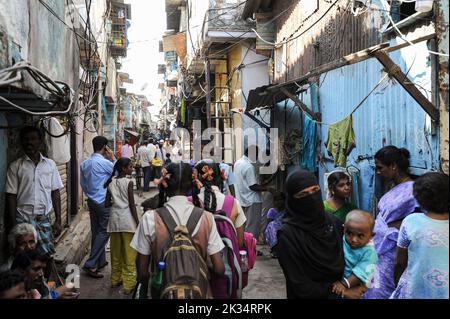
[124,163,134,175]
[344,220,374,249]
[0,283,27,299]
[334,178,351,199]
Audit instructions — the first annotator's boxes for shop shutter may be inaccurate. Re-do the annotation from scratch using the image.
[57,163,70,227]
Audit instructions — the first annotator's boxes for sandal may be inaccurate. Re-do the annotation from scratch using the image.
[83,267,104,279]
[98,262,109,270]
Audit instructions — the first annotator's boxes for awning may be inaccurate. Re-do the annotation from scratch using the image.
[246,85,286,111]
[246,82,318,120]
[124,129,140,146]
[246,82,307,111]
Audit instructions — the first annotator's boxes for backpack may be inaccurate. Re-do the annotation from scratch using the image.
[244,232,257,270]
[210,195,243,299]
[241,231,257,288]
[154,206,209,299]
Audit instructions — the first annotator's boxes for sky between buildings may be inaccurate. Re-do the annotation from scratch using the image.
[121,0,166,118]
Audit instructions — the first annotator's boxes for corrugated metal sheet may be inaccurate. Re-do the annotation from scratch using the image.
[0,114,7,264]
[317,41,439,212]
[57,163,69,227]
[272,0,422,84]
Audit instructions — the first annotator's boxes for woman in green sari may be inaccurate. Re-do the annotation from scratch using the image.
[324,172,358,222]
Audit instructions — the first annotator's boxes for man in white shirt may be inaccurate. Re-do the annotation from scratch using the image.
[121,140,134,159]
[233,145,269,240]
[162,139,172,161]
[6,126,64,260]
[137,141,152,192]
[146,138,157,161]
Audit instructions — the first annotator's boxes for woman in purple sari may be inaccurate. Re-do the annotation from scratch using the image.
[364,146,421,299]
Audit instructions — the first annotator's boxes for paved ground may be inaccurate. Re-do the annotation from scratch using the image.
[78,187,287,299]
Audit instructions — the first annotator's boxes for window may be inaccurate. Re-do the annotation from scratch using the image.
[383,0,433,34]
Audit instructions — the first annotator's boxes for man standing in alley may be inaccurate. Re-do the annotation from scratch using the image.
[121,139,134,159]
[137,140,152,191]
[6,126,63,272]
[80,136,116,278]
[146,138,156,162]
[233,145,268,242]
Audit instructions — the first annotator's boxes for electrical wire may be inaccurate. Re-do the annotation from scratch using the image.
[380,0,449,57]
[252,0,341,48]
[306,73,390,126]
[0,61,74,116]
[38,0,98,45]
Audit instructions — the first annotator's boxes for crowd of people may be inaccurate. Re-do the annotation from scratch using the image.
[0,128,448,300]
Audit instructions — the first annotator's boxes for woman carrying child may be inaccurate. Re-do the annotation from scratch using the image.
[276,169,345,299]
[105,158,140,295]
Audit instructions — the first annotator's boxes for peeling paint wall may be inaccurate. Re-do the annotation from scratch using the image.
[437,0,449,175]
[0,0,80,97]
[0,0,30,66]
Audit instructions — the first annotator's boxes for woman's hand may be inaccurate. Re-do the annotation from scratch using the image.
[343,286,366,299]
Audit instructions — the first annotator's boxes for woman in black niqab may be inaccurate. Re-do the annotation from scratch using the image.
[276,169,344,299]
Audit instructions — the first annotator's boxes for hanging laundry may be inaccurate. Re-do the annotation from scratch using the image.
[301,115,317,172]
[180,97,186,126]
[326,115,356,167]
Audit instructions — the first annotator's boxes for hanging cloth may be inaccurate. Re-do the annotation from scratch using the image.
[325,115,356,167]
[301,115,317,172]
[180,97,186,126]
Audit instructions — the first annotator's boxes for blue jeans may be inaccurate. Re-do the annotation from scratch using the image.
[84,199,111,270]
[142,166,153,191]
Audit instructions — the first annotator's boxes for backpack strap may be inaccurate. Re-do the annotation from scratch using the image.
[186,207,204,236]
[156,207,178,238]
[221,195,234,217]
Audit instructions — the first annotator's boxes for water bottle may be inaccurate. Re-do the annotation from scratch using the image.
[151,261,166,298]
[239,250,248,272]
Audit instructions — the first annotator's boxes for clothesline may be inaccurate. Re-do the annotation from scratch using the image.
[304,73,390,126]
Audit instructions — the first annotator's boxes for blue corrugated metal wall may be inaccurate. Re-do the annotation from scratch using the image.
[317,42,439,212]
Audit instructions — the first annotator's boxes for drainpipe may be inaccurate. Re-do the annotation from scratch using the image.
[205,55,212,128]
[98,76,103,135]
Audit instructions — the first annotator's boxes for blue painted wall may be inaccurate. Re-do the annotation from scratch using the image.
[317,42,439,213]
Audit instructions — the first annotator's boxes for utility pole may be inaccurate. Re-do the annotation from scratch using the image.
[205,55,212,129]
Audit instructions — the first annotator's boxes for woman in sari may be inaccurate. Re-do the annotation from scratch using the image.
[276,169,345,299]
[364,146,421,299]
[324,171,358,222]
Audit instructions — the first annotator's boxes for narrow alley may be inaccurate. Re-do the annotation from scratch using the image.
[0,0,449,305]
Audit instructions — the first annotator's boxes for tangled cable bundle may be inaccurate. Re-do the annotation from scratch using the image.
[0,61,74,116]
